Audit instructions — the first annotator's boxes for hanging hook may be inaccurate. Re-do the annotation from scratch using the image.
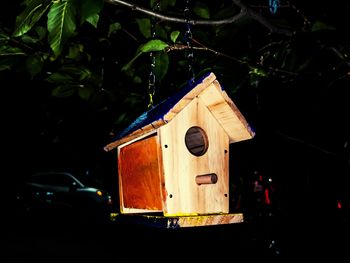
[184,0,195,85]
[147,0,161,109]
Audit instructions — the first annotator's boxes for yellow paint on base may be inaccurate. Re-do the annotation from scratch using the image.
[110,212,243,228]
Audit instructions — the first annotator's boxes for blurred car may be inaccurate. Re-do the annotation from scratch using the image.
[15,171,113,223]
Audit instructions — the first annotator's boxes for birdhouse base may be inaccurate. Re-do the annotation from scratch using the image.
[110,213,244,228]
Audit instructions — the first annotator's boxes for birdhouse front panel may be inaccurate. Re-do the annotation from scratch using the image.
[159,97,230,216]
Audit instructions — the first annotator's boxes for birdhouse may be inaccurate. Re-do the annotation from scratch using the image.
[104,72,255,226]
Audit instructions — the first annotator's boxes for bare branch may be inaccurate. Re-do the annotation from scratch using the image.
[168,39,249,66]
[166,41,298,76]
[232,0,293,36]
[106,0,246,26]
[105,0,291,35]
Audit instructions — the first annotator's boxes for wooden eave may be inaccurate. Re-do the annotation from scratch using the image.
[104,72,255,152]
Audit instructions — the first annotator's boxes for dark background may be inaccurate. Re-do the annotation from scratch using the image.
[2,0,350,260]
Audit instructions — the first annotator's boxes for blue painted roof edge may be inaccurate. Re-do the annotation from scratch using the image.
[113,72,214,141]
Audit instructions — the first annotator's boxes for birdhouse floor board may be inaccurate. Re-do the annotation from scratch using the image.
[110,213,243,228]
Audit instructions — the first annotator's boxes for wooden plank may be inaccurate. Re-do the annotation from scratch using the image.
[104,72,255,152]
[104,74,217,152]
[198,81,255,143]
[117,130,157,150]
[159,98,230,216]
[118,135,163,213]
[104,119,165,152]
[163,73,216,122]
[110,213,244,228]
[167,213,244,228]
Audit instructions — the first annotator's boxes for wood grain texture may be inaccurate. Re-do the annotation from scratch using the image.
[163,72,217,122]
[104,72,254,152]
[160,98,230,216]
[111,213,244,228]
[198,81,255,143]
[166,213,244,228]
[118,135,163,213]
[104,120,165,152]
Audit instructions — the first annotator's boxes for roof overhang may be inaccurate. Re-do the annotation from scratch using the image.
[104,72,255,152]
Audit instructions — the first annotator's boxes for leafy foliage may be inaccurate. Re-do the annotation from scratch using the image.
[1,0,350,174]
[12,0,52,37]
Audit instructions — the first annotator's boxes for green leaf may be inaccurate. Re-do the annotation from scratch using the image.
[0,33,10,41]
[60,65,92,80]
[108,22,121,37]
[121,52,142,72]
[0,46,26,71]
[154,52,169,81]
[136,18,151,39]
[170,31,180,43]
[122,40,168,73]
[34,26,47,41]
[26,54,44,78]
[51,84,76,97]
[78,68,92,81]
[65,43,84,60]
[21,34,39,44]
[133,76,142,84]
[0,63,13,71]
[0,46,26,57]
[13,0,52,37]
[86,14,99,28]
[78,85,94,100]
[46,72,74,83]
[139,39,169,53]
[79,0,104,25]
[311,21,336,32]
[249,67,267,77]
[296,57,313,72]
[194,2,210,19]
[47,0,77,57]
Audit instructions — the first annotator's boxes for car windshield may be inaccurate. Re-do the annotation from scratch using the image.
[27,172,107,190]
[29,173,81,186]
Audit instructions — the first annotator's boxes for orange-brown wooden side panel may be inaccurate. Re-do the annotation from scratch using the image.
[118,135,163,212]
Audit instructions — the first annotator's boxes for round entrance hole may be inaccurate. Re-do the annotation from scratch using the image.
[184,126,209,156]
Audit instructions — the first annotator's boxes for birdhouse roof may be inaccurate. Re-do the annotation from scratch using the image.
[104,72,255,152]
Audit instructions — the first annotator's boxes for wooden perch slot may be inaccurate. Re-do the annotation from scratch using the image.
[195,173,218,185]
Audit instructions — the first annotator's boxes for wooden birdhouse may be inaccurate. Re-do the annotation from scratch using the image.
[105,72,255,227]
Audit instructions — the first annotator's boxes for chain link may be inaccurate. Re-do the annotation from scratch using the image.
[269,0,280,14]
[184,0,195,85]
[148,0,161,109]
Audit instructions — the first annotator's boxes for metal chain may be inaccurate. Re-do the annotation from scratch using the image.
[148,0,161,109]
[184,0,195,85]
[269,0,280,14]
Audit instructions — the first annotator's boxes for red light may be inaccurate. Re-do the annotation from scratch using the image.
[337,200,342,209]
[265,188,271,205]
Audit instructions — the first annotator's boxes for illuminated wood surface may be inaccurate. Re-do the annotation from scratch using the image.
[160,98,230,216]
[110,213,244,228]
[118,135,163,213]
[104,72,254,152]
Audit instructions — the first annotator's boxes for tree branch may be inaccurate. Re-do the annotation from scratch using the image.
[166,43,248,66]
[231,0,293,36]
[106,0,246,25]
[166,42,299,78]
[105,0,292,35]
